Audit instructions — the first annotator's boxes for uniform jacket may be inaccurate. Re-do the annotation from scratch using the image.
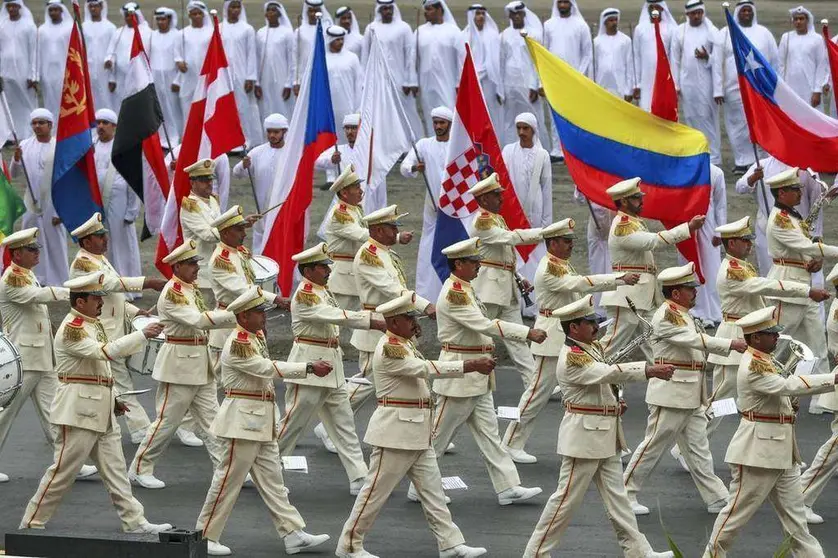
[153,277,236,385]
[51,309,147,432]
[364,331,463,450]
[212,326,307,442]
[324,202,367,297]
[647,300,731,409]
[600,212,691,311]
[179,193,221,287]
[726,347,835,470]
[533,254,621,357]
[557,341,647,459]
[287,279,371,388]
[70,248,143,339]
[350,238,430,352]
[433,275,530,398]
[469,210,542,308]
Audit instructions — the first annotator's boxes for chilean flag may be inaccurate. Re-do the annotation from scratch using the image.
[257,19,336,296]
[727,8,838,172]
[155,12,245,275]
[51,19,102,234]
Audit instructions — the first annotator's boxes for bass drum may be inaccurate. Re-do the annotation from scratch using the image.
[126,316,164,376]
[0,333,23,410]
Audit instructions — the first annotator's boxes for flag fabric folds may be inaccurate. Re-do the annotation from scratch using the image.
[726,9,838,172]
[257,18,337,296]
[112,13,170,238]
[0,160,24,237]
[651,17,678,123]
[155,13,245,275]
[51,20,102,235]
[823,24,838,127]
[525,36,710,280]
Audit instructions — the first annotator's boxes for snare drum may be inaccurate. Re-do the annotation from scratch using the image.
[252,255,279,293]
[126,316,164,376]
[0,333,23,410]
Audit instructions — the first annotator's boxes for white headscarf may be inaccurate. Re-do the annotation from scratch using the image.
[504,1,541,36]
[374,0,401,23]
[788,5,815,33]
[421,0,457,27]
[301,0,332,29]
[683,2,717,34]
[334,6,358,35]
[186,0,209,27]
[637,0,676,31]
[734,0,757,26]
[0,0,35,26]
[430,106,453,121]
[597,8,619,37]
[515,112,540,143]
[83,0,107,23]
[222,0,247,24]
[550,0,584,23]
[465,4,500,88]
[326,23,344,43]
[95,108,118,123]
[30,108,54,123]
[121,1,146,26]
[153,6,178,30]
[263,1,291,28]
[264,112,289,129]
[43,0,72,30]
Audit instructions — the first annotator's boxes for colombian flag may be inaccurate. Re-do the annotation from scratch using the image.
[525,37,710,279]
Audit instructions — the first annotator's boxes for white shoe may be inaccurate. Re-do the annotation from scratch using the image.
[407,482,451,504]
[621,448,632,460]
[549,386,562,401]
[445,442,455,454]
[646,552,675,558]
[806,506,824,525]
[207,540,232,555]
[130,428,148,445]
[0,472,9,483]
[497,485,542,506]
[126,520,172,534]
[335,548,379,558]
[350,478,365,496]
[629,498,650,515]
[314,423,338,454]
[76,464,98,479]
[809,404,827,415]
[707,498,727,514]
[439,544,487,558]
[669,446,689,472]
[176,428,204,447]
[243,473,253,486]
[503,446,537,464]
[130,473,166,489]
[284,530,330,554]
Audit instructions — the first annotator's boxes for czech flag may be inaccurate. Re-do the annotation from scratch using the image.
[51,19,102,235]
[727,8,838,172]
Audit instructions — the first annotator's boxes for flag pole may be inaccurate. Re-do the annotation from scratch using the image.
[240,145,262,213]
[0,88,37,209]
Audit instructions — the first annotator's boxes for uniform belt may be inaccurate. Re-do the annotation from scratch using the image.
[481,260,515,272]
[362,304,377,311]
[772,258,807,269]
[740,411,796,424]
[612,264,657,273]
[225,389,275,402]
[441,342,495,354]
[539,308,554,317]
[294,335,340,348]
[653,358,705,371]
[330,253,355,262]
[59,374,113,387]
[722,313,743,323]
[377,397,433,409]
[564,402,623,417]
[216,302,228,310]
[165,335,208,346]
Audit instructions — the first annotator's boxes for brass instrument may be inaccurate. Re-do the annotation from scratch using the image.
[606,298,654,399]
[515,273,534,307]
[772,334,814,411]
[802,168,838,237]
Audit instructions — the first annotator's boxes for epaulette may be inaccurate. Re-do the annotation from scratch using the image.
[664,303,687,326]
[726,260,752,282]
[213,249,236,273]
[4,267,31,288]
[181,197,200,213]
[72,256,98,273]
[474,211,495,231]
[749,355,776,375]
[382,337,408,359]
[237,246,251,258]
[165,282,189,306]
[359,243,383,267]
[332,203,354,224]
[63,316,88,342]
[773,211,794,230]
[614,215,641,237]
[446,281,471,306]
[230,330,257,359]
[565,345,593,367]
[547,259,568,278]
[295,282,321,306]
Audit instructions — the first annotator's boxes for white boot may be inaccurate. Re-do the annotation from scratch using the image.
[497,486,542,506]
[314,423,338,454]
[176,428,204,447]
[805,506,824,525]
[646,552,675,558]
[706,498,727,514]
[130,428,148,445]
[284,530,330,554]
[335,548,379,558]
[629,496,650,515]
[0,472,8,483]
[669,445,689,472]
[502,445,537,464]
[206,540,232,556]
[439,544,487,558]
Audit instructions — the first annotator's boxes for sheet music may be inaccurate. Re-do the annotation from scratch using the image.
[441,476,468,491]
[496,406,520,420]
[282,456,309,473]
[710,398,738,417]
[795,359,818,376]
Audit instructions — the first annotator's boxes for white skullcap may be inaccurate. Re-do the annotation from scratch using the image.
[515,112,537,131]
[422,0,440,6]
[335,5,350,17]
[430,106,453,121]
[326,24,346,40]
[305,0,324,6]
[342,113,360,126]
[95,108,118,124]
[264,113,289,130]
[505,0,525,13]
[29,108,54,123]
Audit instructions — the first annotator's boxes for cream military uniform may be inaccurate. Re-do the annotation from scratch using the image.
[623,263,731,513]
[130,241,236,486]
[196,287,330,555]
[524,295,665,558]
[598,178,692,361]
[69,213,150,439]
[707,217,811,439]
[324,164,368,310]
[276,243,372,488]
[429,238,539,502]
[20,273,161,533]
[337,292,472,557]
[502,219,626,458]
[207,206,278,350]
[468,173,542,386]
[0,230,68,469]
[180,158,223,288]
[348,205,431,412]
[703,307,833,558]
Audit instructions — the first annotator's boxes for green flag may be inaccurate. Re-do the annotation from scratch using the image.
[0,160,26,237]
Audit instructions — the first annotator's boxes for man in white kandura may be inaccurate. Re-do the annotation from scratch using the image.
[632,0,676,111]
[334,6,362,58]
[256,1,296,122]
[593,8,635,102]
[0,0,38,141]
[462,4,502,129]
[295,0,333,93]
[105,3,152,110]
[220,0,262,149]
[325,26,362,145]
[83,0,116,111]
[778,6,827,110]
[173,1,212,121]
[37,0,73,119]
[149,7,183,144]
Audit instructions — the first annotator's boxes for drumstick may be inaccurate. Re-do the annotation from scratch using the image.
[251,256,271,274]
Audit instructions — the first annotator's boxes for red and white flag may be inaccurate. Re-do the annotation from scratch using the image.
[155,12,245,275]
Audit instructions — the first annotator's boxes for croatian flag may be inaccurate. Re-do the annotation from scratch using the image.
[257,19,336,296]
[727,8,838,172]
[51,19,102,234]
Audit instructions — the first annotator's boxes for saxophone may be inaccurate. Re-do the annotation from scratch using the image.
[801,168,838,238]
